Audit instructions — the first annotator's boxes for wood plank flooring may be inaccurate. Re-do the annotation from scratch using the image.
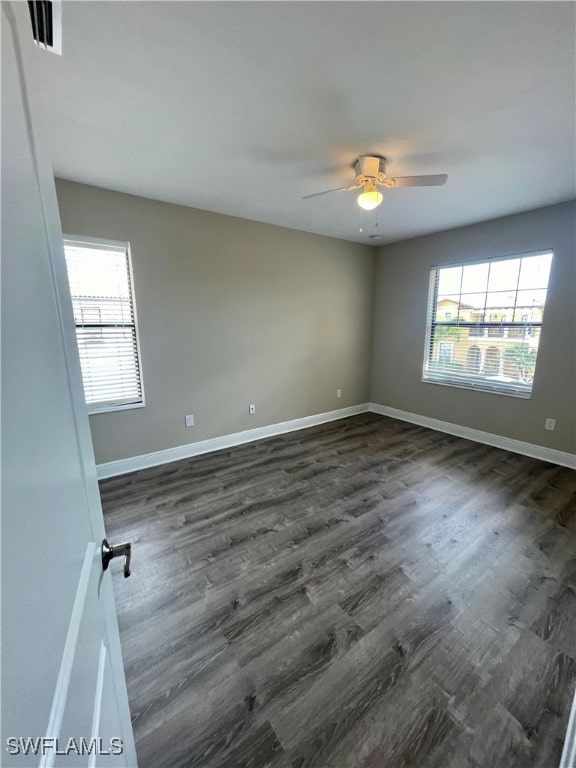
[99,413,576,768]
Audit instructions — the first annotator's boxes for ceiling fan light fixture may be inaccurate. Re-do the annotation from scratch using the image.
[357,188,383,211]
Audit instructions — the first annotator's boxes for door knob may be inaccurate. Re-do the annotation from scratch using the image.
[101,539,131,578]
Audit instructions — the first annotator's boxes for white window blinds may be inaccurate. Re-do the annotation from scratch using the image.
[64,239,144,412]
[422,251,553,398]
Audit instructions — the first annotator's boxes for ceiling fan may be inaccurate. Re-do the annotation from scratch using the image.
[303,155,447,211]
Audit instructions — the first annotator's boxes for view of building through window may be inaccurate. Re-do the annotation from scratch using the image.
[423,251,553,397]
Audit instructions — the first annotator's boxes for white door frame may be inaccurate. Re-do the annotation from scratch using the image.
[1,4,137,764]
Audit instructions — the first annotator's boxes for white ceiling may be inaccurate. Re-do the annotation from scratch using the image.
[22,1,576,245]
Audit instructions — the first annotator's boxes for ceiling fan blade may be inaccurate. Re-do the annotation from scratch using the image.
[382,174,448,188]
[302,184,359,200]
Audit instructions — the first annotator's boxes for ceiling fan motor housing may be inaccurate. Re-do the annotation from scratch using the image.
[355,155,386,184]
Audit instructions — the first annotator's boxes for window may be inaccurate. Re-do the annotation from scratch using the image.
[64,238,144,412]
[484,347,501,376]
[423,251,553,398]
[438,342,454,364]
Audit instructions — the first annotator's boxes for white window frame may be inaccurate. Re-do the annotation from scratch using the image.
[64,235,145,414]
[422,249,553,399]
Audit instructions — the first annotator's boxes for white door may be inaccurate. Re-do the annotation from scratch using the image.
[1,3,137,766]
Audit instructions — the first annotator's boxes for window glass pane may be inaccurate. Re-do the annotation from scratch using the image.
[512,307,538,322]
[459,293,486,313]
[461,263,489,293]
[501,342,539,382]
[483,346,501,376]
[437,266,462,297]
[485,290,517,308]
[438,342,454,363]
[487,311,505,337]
[65,246,131,299]
[498,307,515,322]
[515,289,547,313]
[436,297,460,322]
[487,258,521,291]
[77,328,140,405]
[71,295,133,324]
[518,253,553,290]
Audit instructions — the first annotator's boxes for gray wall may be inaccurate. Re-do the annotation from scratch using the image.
[55,180,375,464]
[370,201,576,454]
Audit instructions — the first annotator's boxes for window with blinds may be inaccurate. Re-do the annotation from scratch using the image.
[64,238,144,412]
[422,251,553,398]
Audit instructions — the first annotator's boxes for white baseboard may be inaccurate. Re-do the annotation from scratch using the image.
[560,685,576,768]
[96,400,575,479]
[369,402,576,470]
[96,403,370,479]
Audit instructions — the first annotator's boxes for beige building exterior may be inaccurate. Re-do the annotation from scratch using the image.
[432,298,543,382]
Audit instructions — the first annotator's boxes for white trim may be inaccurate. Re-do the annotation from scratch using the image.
[96,404,370,478]
[40,543,96,768]
[422,376,532,399]
[10,3,137,759]
[88,642,107,768]
[369,403,576,469]
[430,247,554,271]
[63,234,130,252]
[51,0,62,56]
[88,400,146,416]
[560,687,576,768]
[96,401,576,478]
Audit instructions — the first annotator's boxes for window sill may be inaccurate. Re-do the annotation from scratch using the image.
[88,401,145,415]
[422,377,532,399]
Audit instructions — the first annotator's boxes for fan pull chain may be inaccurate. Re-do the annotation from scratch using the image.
[359,208,364,233]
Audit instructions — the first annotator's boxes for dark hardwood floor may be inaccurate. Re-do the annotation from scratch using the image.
[100,413,576,768]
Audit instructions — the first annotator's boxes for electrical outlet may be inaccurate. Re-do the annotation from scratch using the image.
[185,414,194,427]
[545,418,556,431]
[249,404,256,415]
[336,388,342,398]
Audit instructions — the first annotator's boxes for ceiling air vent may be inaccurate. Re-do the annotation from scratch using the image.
[27,0,61,55]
